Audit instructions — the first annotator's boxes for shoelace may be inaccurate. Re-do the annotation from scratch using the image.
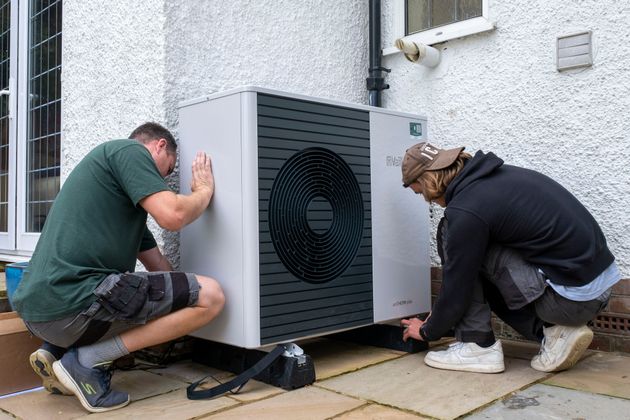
[536,333,560,363]
[536,337,548,359]
[95,364,115,395]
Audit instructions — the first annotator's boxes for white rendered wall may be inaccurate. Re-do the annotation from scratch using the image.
[61,1,628,277]
[162,0,368,125]
[382,0,630,276]
[61,1,369,266]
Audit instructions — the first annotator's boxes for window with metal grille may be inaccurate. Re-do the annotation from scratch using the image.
[384,0,493,55]
[26,0,61,232]
[407,0,482,35]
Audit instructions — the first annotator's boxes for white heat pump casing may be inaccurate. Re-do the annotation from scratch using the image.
[178,87,430,349]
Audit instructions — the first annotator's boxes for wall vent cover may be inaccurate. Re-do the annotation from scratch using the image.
[557,31,592,71]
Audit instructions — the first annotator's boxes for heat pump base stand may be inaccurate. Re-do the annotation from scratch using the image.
[330,324,429,353]
[192,340,315,391]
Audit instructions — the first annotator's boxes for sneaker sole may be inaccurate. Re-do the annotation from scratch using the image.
[29,350,72,395]
[52,360,130,413]
[424,357,505,373]
[545,327,593,372]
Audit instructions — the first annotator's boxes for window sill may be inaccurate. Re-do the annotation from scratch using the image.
[0,252,31,263]
[384,16,495,56]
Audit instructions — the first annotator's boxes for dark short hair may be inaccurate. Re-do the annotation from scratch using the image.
[129,122,177,153]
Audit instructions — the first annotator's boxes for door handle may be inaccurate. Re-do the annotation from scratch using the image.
[0,77,15,119]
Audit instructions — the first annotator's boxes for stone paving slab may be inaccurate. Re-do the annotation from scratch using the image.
[78,389,237,420]
[0,411,14,420]
[318,353,547,420]
[466,383,630,419]
[111,369,188,401]
[201,386,364,419]
[0,369,187,419]
[0,390,87,420]
[300,338,404,380]
[147,360,233,384]
[543,351,630,399]
[335,403,431,419]
[225,379,286,402]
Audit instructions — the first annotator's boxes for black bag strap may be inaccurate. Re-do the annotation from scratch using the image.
[187,344,285,400]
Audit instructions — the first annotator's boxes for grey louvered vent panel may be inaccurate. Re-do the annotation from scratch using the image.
[557,31,592,71]
[257,93,373,344]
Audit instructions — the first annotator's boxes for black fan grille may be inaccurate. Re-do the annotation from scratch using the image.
[268,147,364,284]
[257,92,373,344]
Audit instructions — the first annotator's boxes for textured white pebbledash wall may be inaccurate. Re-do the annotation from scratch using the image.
[381,0,630,276]
[60,0,369,268]
[61,0,629,276]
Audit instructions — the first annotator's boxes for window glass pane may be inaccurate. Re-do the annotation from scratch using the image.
[0,0,9,232]
[406,0,483,35]
[26,0,61,232]
[459,0,482,21]
[431,0,456,28]
[407,0,429,35]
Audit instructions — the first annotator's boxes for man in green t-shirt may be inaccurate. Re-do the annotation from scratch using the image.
[12,122,225,413]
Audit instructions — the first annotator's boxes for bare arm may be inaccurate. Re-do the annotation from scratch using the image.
[140,152,214,231]
[138,247,173,272]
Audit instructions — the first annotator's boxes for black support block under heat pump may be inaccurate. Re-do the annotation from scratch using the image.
[330,324,428,353]
[192,339,316,391]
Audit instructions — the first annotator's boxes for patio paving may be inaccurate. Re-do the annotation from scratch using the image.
[466,383,630,419]
[0,337,629,419]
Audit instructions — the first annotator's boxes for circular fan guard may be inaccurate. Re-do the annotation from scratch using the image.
[268,147,365,284]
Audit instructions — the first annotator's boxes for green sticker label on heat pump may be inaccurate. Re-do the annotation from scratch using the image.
[409,122,423,138]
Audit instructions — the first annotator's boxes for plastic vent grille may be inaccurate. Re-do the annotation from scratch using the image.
[557,31,592,71]
[268,147,364,284]
[593,314,630,335]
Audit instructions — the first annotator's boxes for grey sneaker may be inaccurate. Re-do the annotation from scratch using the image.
[29,349,72,395]
[531,325,593,372]
[424,340,505,373]
[52,349,130,413]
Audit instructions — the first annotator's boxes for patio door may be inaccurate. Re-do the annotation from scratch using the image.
[0,0,62,253]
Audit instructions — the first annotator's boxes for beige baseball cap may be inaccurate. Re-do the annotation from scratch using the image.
[401,142,465,187]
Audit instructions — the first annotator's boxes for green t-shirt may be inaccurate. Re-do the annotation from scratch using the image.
[12,140,170,322]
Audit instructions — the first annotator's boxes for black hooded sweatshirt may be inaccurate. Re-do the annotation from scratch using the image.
[421,151,614,341]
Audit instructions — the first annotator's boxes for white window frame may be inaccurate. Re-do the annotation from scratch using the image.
[0,0,62,256]
[384,0,495,55]
[16,0,39,251]
[0,1,18,251]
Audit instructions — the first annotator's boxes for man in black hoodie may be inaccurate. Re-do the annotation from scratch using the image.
[400,142,619,373]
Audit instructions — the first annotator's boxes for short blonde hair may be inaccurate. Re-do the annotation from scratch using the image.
[417,152,471,202]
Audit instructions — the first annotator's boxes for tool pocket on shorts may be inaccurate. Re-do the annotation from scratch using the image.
[493,265,546,310]
[95,273,150,319]
[148,273,166,301]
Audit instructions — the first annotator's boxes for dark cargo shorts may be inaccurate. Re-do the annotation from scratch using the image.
[25,271,200,349]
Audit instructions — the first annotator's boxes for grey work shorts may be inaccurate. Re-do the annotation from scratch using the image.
[25,271,200,349]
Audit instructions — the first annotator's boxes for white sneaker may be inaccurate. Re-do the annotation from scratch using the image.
[424,341,505,373]
[531,325,593,372]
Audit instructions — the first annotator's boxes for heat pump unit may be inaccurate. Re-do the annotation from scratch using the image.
[178,87,430,349]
